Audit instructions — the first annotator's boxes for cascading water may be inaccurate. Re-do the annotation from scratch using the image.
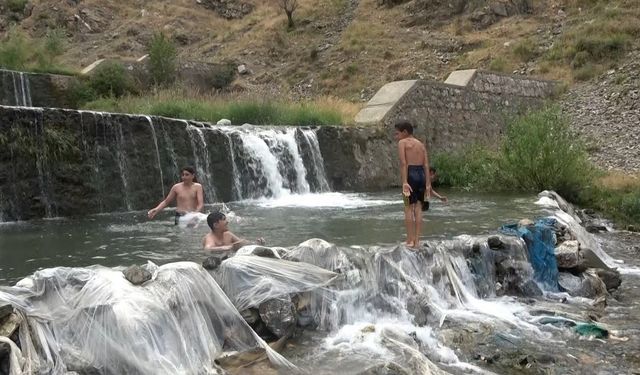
[33,109,54,217]
[144,116,165,197]
[114,115,133,211]
[9,71,32,107]
[219,126,329,200]
[185,122,217,203]
[300,128,330,192]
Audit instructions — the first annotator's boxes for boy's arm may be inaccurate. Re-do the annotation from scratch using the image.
[423,144,431,197]
[229,232,250,251]
[431,188,448,202]
[196,184,204,212]
[398,141,410,191]
[148,186,177,219]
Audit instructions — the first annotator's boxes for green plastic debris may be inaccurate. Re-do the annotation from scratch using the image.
[574,323,609,339]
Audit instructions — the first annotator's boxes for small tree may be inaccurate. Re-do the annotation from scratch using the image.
[148,32,177,87]
[279,0,298,29]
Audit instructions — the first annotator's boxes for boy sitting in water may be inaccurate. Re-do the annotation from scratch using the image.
[203,211,265,252]
[425,167,448,209]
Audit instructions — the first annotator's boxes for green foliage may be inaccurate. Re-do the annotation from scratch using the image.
[0,27,73,74]
[431,146,501,190]
[89,61,134,98]
[0,28,29,69]
[83,96,346,125]
[489,57,508,73]
[67,79,98,108]
[148,32,177,87]
[6,0,27,12]
[513,39,536,62]
[0,125,80,162]
[572,63,598,81]
[578,185,640,227]
[205,64,236,89]
[499,107,593,201]
[433,107,593,200]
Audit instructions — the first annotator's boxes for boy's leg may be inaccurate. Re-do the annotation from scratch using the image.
[404,204,415,246]
[413,202,423,248]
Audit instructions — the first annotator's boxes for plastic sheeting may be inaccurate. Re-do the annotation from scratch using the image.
[0,262,297,374]
[501,218,559,291]
[216,253,340,311]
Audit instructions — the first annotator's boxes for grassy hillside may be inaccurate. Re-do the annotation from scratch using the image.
[1,0,639,101]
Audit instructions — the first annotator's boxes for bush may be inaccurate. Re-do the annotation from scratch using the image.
[499,107,593,200]
[6,0,27,12]
[431,146,501,190]
[89,61,134,98]
[148,32,177,87]
[513,39,536,62]
[206,63,236,89]
[0,28,29,69]
[67,79,98,108]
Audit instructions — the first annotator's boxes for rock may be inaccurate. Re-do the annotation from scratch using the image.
[123,265,152,285]
[558,272,582,296]
[240,308,260,324]
[595,269,621,292]
[237,64,249,75]
[585,223,608,233]
[517,279,543,297]
[555,240,583,269]
[258,296,297,338]
[490,3,509,17]
[0,304,12,322]
[406,295,431,326]
[216,118,232,126]
[487,236,504,250]
[518,218,534,227]
[0,313,21,337]
[202,253,230,270]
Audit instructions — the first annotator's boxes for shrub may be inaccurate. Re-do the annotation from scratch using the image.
[89,61,134,98]
[148,32,177,87]
[513,39,536,62]
[67,79,98,108]
[499,107,593,200]
[6,0,28,13]
[431,146,501,190]
[205,63,236,90]
[0,28,29,69]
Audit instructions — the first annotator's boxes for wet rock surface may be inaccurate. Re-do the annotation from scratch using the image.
[123,265,152,285]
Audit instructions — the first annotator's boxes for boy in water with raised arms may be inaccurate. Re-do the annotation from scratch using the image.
[394,121,431,248]
[147,166,204,225]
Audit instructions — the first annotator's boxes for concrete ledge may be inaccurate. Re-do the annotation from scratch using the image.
[444,69,477,86]
[355,80,417,124]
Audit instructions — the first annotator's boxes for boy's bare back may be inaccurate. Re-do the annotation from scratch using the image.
[399,138,426,166]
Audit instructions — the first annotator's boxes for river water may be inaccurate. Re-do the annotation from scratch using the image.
[0,190,542,285]
[1,191,639,374]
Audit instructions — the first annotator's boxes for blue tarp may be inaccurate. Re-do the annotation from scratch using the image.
[501,218,559,291]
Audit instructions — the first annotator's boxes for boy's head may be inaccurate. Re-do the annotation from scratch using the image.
[429,166,437,180]
[181,166,198,183]
[207,211,228,231]
[393,121,413,141]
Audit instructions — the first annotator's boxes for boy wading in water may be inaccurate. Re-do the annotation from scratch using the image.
[147,166,204,224]
[394,121,431,249]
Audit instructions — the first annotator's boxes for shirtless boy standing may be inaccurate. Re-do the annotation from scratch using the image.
[147,166,204,224]
[394,121,431,248]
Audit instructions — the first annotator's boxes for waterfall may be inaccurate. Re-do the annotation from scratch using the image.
[301,128,330,192]
[158,120,180,183]
[33,110,54,217]
[114,114,133,211]
[144,116,165,197]
[185,122,217,203]
[219,126,329,200]
[10,71,32,107]
[220,128,242,201]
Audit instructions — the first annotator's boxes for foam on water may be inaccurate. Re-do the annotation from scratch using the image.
[251,192,401,209]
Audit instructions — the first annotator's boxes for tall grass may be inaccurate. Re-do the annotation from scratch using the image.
[82,89,356,125]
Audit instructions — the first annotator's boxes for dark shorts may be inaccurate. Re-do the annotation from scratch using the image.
[174,212,185,225]
[407,165,426,204]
